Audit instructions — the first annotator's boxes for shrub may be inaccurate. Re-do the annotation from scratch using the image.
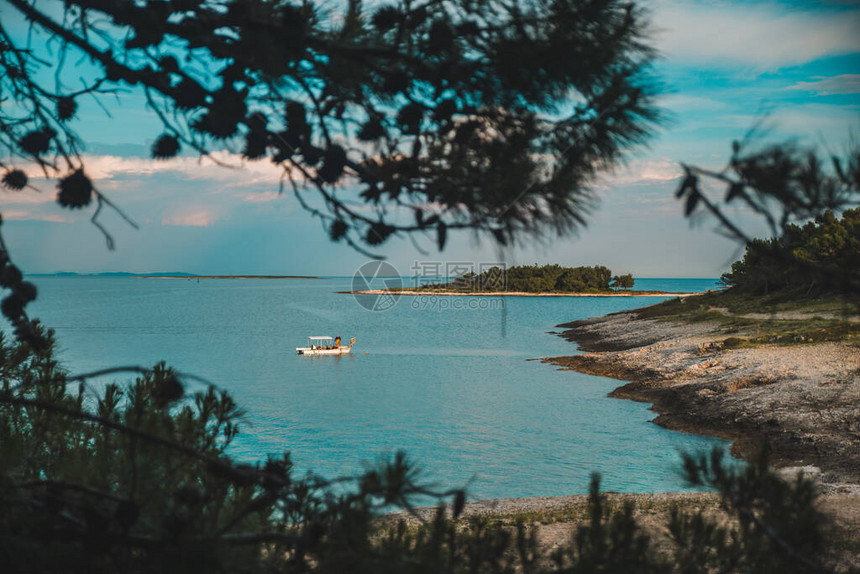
[721,209,860,295]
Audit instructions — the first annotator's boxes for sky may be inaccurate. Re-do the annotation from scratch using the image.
[2,0,859,278]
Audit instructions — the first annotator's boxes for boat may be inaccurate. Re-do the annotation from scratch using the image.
[296,336,355,356]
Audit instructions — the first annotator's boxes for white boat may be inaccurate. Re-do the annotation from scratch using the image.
[296,336,355,356]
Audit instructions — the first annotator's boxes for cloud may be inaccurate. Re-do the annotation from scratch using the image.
[15,151,298,192]
[162,208,218,227]
[717,103,860,138]
[784,74,860,95]
[241,190,283,203]
[0,189,55,206]
[605,158,681,187]
[2,209,71,223]
[82,152,290,187]
[657,93,728,112]
[654,1,860,69]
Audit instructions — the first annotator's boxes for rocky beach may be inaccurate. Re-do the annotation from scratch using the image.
[389,298,860,570]
[542,308,860,487]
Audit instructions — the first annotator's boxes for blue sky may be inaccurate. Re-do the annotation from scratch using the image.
[2,0,859,277]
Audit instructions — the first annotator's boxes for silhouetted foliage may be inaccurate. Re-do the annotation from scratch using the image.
[675,133,860,306]
[0,325,471,572]
[721,208,860,295]
[555,475,664,573]
[0,218,45,351]
[677,137,859,245]
[678,447,829,574]
[1,0,658,252]
[0,327,838,571]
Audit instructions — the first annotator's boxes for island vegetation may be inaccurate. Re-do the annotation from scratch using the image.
[412,264,642,294]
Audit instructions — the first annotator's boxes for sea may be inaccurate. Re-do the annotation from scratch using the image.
[26,276,727,500]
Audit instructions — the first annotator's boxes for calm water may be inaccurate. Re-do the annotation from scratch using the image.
[27,276,726,500]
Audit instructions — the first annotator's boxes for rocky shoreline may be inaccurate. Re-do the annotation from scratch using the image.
[385,305,859,567]
[542,310,860,487]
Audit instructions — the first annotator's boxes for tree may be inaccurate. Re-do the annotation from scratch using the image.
[439,263,616,293]
[676,135,860,297]
[677,135,859,243]
[0,326,479,572]
[556,269,587,293]
[610,273,634,290]
[0,0,658,253]
[720,208,860,295]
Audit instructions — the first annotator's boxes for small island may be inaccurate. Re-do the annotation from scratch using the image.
[349,264,698,297]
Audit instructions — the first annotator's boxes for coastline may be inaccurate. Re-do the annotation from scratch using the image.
[344,289,699,297]
[541,309,860,486]
[394,305,860,566]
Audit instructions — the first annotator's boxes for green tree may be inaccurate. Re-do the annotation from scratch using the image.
[676,136,860,296]
[675,448,829,574]
[720,208,860,295]
[610,274,634,290]
[556,270,587,292]
[438,264,617,293]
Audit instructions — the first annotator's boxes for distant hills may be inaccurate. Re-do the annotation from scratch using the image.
[28,272,195,277]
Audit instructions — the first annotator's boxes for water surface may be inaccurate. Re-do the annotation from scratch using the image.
[28,276,726,500]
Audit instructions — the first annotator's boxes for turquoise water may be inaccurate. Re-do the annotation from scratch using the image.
[27,276,726,500]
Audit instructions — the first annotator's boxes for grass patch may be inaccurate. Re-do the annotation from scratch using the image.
[456,495,723,528]
[488,495,724,526]
[635,290,860,346]
[827,522,860,556]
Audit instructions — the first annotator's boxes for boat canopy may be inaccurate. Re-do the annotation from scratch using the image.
[308,336,333,340]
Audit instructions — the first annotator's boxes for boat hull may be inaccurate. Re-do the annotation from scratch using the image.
[296,346,353,356]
